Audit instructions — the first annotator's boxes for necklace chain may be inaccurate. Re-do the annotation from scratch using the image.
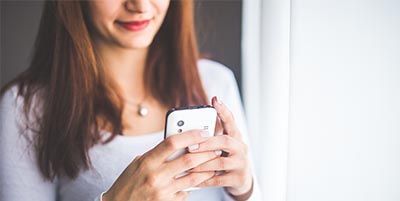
[124,94,149,117]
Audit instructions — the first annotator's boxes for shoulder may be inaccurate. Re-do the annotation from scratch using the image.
[0,84,27,133]
[0,85,20,112]
[197,59,236,83]
[0,84,29,147]
[1,84,42,135]
[197,59,239,100]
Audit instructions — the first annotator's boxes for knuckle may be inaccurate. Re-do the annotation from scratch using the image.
[222,135,232,147]
[188,174,198,186]
[129,155,143,170]
[145,173,159,188]
[218,158,226,169]
[140,157,152,169]
[164,137,178,151]
[152,190,163,201]
[182,155,195,167]
[214,177,224,186]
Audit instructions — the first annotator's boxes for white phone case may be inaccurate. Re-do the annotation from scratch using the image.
[164,105,217,191]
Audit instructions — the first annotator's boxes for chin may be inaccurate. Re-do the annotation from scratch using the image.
[118,37,154,49]
[125,42,152,49]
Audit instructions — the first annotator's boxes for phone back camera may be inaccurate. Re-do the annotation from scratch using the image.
[177,120,184,127]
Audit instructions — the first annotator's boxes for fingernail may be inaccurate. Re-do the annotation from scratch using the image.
[200,130,210,138]
[215,150,222,156]
[188,144,199,151]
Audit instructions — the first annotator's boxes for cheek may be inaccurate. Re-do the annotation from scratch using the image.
[149,0,170,34]
[158,0,171,12]
[89,1,121,31]
[153,0,170,21]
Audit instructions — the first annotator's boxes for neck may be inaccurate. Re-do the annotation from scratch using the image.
[95,40,149,100]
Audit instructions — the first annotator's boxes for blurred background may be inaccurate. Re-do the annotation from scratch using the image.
[1,0,400,201]
[0,0,243,90]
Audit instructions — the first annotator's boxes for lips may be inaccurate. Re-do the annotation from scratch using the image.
[117,20,150,32]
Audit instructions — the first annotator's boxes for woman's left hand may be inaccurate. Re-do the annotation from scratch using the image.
[188,96,253,196]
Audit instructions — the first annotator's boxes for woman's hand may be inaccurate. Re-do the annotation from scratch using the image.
[102,130,220,201]
[188,96,253,197]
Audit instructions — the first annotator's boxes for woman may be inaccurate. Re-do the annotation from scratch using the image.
[0,0,261,200]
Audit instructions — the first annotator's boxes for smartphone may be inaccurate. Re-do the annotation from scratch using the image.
[164,105,217,190]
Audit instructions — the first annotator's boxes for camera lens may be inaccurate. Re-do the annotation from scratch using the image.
[177,120,184,127]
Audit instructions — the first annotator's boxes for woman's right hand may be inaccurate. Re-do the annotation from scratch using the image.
[102,130,220,201]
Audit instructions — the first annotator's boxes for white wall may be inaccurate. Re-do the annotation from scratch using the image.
[288,1,400,201]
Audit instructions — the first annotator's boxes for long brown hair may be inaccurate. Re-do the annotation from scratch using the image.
[0,1,208,181]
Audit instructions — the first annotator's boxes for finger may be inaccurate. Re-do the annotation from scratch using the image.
[195,172,238,188]
[214,117,224,136]
[164,151,221,176]
[174,191,189,201]
[148,129,211,161]
[188,134,242,155]
[188,157,240,172]
[172,171,216,192]
[211,96,241,138]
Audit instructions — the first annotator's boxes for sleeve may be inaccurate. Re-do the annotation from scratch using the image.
[0,87,57,201]
[218,70,263,201]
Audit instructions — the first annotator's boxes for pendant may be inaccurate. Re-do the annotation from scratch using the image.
[138,104,149,117]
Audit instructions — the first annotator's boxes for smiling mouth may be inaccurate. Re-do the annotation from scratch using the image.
[116,19,150,32]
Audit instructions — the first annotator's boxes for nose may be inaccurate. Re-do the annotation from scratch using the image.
[125,0,151,13]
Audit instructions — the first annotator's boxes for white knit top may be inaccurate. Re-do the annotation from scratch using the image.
[0,59,262,201]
